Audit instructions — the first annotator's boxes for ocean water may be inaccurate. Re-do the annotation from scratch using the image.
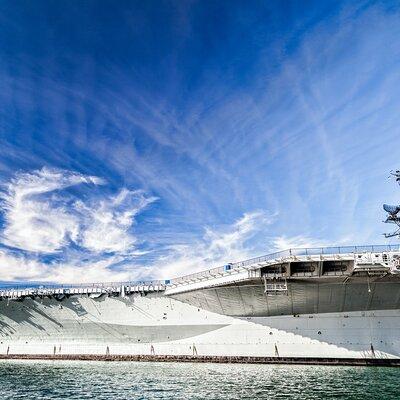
[0,361,398,399]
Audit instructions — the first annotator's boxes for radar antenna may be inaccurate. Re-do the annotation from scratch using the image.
[383,171,400,238]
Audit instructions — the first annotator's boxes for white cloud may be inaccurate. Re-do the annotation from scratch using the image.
[270,235,331,251]
[0,168,274,283]
[0,249,134,283]
[0,167,156,255]
[77,188,157,254]
[154,210,274,279]
[0,249,49,281]
[269,234,356,252]
[0,167,103,253]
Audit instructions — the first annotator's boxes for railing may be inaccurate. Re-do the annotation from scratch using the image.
[232,244,400,268]
[168,244,400,286]
[1,245,400,291]
[0,280,165,291]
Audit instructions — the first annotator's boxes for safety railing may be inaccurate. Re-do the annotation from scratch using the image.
[2,245,400,291]
[168,244,400,286]
[0,280,165,291]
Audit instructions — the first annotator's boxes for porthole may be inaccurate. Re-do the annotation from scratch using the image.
[269,332,273,335]
[318,331,322,335]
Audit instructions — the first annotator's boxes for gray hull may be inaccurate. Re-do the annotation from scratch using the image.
[171,276,400,317]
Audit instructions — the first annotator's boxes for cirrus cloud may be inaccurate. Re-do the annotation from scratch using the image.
[154,210,275,279]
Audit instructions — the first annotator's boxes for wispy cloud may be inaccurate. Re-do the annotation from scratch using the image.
[0,167,159,282]
[154,210,275,279]
[0,249,133,283]
[0,167,104,253]
[0,167,156,256]
[76,188,157,254]
[270,235,330,252]
[0,205,274,283]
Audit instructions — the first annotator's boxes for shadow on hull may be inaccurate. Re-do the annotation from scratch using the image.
[170,277,400,317]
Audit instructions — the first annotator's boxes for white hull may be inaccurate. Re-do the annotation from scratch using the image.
[0,293,399,360]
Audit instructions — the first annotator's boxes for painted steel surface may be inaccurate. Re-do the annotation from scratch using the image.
[0,292,399,360]
[1,247,400,363]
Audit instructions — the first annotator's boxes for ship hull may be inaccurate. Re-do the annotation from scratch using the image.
[0,292,399,363]
[169,276,400,317]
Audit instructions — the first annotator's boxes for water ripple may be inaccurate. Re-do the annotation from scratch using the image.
[0,360,398,399]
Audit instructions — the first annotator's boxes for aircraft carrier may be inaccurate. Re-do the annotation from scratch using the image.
[2,171,400,366]
[1,244,400,366]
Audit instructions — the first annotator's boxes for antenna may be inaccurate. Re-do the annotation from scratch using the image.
[383,171,400,238]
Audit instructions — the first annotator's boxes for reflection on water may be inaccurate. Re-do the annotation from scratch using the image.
[0,360,398,399]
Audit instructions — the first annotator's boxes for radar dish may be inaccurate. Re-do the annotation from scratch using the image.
[383,204,400,215]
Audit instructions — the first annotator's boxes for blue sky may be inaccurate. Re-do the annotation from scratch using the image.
[0,0,400,283]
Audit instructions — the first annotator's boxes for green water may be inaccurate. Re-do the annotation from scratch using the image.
[0,360,398,399]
